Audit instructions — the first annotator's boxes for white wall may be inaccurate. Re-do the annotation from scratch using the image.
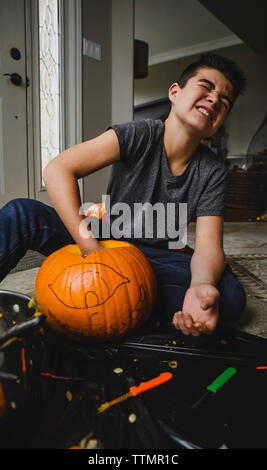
[82,0,134,205]
[112,0,134,125]
[82,0,111,205]
[134,44,267,155]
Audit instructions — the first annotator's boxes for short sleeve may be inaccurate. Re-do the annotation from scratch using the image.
[107,120,152,164]
[195,162,227,217]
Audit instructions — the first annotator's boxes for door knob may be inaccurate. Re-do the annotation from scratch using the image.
[3,73,22,86]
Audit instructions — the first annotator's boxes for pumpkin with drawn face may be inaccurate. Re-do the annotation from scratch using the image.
[34,240,157,341]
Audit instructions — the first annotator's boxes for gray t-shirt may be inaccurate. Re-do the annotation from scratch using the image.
[105,119,227,248]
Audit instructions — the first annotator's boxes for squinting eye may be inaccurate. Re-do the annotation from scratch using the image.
[221,99,229,109]
[200,84,211,91]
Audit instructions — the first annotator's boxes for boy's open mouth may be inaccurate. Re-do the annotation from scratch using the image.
[195,106,214,122]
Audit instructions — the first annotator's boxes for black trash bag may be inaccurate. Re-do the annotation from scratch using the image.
[1,290,267,449]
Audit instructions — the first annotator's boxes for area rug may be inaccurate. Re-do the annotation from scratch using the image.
[226,254,267,303]
[10,251,267,295]
[225,254,267,339]
[12,251,267,299]
[10,251,46,274]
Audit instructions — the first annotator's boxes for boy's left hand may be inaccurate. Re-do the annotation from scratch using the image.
[172,283,220,336]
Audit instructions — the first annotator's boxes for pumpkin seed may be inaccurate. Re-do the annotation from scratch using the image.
[128,413,137,423]
[66,390,72,402]
[113,367,123,374]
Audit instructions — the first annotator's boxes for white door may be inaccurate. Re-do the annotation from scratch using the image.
[0,0,29,206]
[0,0,82,209]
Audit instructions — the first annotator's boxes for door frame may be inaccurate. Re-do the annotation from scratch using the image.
[25,0,83,204]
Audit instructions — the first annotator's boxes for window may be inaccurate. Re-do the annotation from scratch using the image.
[38,0,63,177]
[27,0,82,201]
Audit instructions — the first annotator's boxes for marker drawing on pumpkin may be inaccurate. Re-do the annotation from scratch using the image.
[88,287,147,337]
[89,285,147,337]
[48,308,109,338]
[48,262,130,309]
[35,240,157,340]
[48,309,81,336]
[131,285,147,320]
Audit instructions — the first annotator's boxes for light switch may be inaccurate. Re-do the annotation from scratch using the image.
[83,38,102,61]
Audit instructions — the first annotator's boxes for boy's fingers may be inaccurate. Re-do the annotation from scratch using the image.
[176,312,188,334]
[204,316,218,334]
[173,312,189,335]
[173,312,208,336]
[174,312,201,336]
[193,321,206,333]
[184,312,193,329]
[172,311,181,329]
[184,313,201,336]
[191,328,201,337]
[191,321,205,335]
[200,298,215,310]
[200,291,220,311]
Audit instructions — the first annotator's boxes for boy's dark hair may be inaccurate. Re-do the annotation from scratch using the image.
[178,52,246,104]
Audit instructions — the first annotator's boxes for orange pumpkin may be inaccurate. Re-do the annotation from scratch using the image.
[35,240,156,341]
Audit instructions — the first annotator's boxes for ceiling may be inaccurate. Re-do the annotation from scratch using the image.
[198,0,267,54]
[134,0,243,66]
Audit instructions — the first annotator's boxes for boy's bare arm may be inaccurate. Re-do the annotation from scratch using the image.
[190,215,225,286]
[173,216,225,335]
[42,129,119,255]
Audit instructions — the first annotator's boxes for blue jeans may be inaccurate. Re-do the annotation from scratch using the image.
[0,198,246,325]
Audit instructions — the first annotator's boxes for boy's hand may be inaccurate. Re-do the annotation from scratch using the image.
[80,239,105,257]
[172,283,220,336]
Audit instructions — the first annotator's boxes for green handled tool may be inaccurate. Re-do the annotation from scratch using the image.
[192,367,237,408]
[206,367,237,393]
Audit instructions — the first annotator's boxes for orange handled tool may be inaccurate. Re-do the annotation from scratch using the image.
[129,372,173,396]
[98,372,173,413]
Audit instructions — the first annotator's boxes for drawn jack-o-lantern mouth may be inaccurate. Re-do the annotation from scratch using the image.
[35,240,157,341]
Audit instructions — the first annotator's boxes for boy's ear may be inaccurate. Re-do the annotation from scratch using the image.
[168,83,180,104]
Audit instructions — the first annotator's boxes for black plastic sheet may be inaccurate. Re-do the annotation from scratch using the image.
[1,290,267,449]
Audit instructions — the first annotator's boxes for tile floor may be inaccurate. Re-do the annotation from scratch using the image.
[0,222,267,336]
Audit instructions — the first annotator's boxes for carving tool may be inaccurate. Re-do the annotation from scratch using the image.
[98,372,173,413]
[41,372,86,381]
[191,367,237,408]
[21,346,27,392]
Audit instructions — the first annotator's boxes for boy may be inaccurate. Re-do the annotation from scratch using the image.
[0,52,246,336]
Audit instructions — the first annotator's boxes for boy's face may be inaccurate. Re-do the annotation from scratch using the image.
[169,66,234,138]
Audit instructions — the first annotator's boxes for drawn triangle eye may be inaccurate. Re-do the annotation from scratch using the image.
[49,262,129,309]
